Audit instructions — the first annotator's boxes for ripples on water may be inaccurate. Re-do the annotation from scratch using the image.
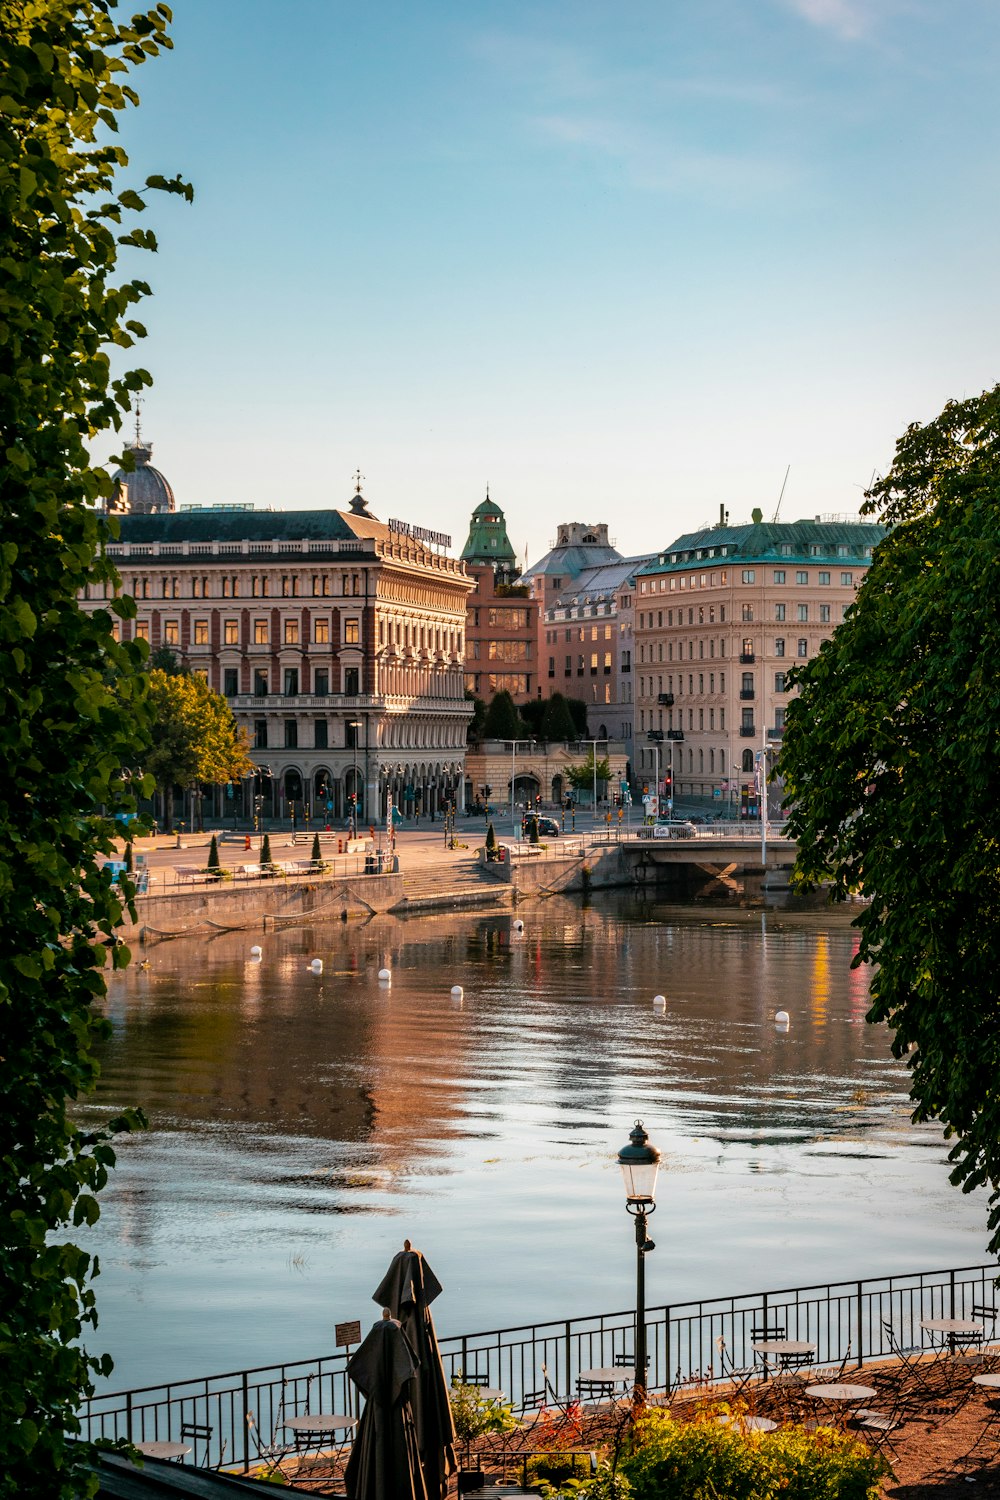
[78,895,988,1392]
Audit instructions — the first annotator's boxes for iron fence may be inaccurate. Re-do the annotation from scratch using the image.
[81,1261,998,1471]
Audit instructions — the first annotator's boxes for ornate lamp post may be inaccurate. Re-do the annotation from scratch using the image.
[618,1120,660,1405]
[348,719,362,836]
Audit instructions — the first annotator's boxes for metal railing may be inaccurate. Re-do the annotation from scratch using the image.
[80,1262,998,1472]
[131,855,386,894]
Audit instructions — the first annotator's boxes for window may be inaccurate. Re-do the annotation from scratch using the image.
[345,618,360,645]
[314,668,329,695]
[841,571,854,586]
[254,720,267,748]
[284,620,299,645]
[775,603,785,622]
[818,571,830,585]
[284,719,298,749]
[223,668,238,696]
[224,619,239,645]
[164,620,178,645]
[194,619,209,645]
[253,669,268,695]
[774,672,786,692]
[344,667,359,694]
[741,639,754,659]
[774,638,785,656]
[284,668,299,696]
[819,604,831,623]
[741,603,754,622]
[313,617,329,644]
[314,719,328,749]
[742,673,754,692]
[774,706,786,730]
[796,570,808,585]
[489,640,529,661]
[797,638,808,657]
[797,603,808,622]
[254,619,268,645]
[741,708,754,730]
[590,653,598,674]
[773,570,786,585]
[603,652,612,673]
[487,607,527,628]
[741,569,756,584]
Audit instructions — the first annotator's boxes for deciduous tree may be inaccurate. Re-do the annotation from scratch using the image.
[779,384,1000,1254]
[0,3,187,1493]
[145,668,252,829]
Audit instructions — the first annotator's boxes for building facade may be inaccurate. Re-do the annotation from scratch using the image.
[460,494,539,704]
[632,513,886,814]
[90,465,475,825]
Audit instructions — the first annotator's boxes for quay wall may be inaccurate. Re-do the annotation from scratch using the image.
[129,873,404,941]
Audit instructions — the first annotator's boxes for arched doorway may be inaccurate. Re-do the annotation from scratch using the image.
[282,768,304,828]
[742,749,754,773]
[314,768,334,826]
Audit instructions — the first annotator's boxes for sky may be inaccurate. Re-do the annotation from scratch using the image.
[101,0,1000,563]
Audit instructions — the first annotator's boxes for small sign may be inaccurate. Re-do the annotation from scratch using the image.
[336,1320,361,1348]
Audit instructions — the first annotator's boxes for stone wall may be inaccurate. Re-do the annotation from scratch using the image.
[129,871,405,941]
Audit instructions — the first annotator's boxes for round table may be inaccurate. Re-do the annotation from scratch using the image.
[717,1413,777,1432]
[752,1339,816,1365]
[284,1414,358,1439]
[920,1319,984,1337]
[805,1383,876,1403]
[135,1440,192,1460]
[468,1387,505,1403]
[579,1367,630,1383]
[973,1374,1000,1390]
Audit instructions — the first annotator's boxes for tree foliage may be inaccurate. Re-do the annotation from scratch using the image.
[565,750,611,792]
[145,667,252,792]
[482,689,526,739]
[539,692,577,742]
[0,3,187,1493]
[778,385,1000,1253]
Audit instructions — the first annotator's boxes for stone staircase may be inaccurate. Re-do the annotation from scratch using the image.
[391,854,512,914]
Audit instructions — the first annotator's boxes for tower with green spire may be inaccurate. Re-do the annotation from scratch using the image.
[461,489,519,583]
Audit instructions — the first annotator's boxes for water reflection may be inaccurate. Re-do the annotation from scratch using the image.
[78,895,988,1394]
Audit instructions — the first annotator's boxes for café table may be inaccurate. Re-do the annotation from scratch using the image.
[577,1367,631,1396]
[283,1413,358,1449]
[805,1382,876,1423]
[751,1340,816,1378]
[717,1413,777,1432]
[920,1318,984,1354]
[135,1439,192,1461]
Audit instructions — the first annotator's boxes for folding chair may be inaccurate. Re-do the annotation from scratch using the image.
[179,1421,213,1467]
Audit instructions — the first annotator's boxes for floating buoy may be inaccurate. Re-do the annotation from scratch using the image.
[774,1010,790,1027]
[653,994,666,1008]
[250,945,263,958]
[451,985,464,998]
[309,958,323,974]
[513,919,524,933]
[378,967,392,982]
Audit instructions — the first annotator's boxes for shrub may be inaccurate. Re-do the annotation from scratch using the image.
[449,1378,516,1442]
[619,1408,888,1500]
[485,821,497,861]
[311,833,322,863]
[206,833,221,872]
[261,832,273,867]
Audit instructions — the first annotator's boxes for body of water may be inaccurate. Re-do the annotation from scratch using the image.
[78,894,989,1394]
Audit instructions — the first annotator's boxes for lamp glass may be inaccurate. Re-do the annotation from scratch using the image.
[620,1156,659,1202]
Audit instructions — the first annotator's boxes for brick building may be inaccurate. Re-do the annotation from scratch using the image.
[460,494,538,703]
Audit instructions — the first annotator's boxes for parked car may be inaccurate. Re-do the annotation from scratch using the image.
[522,814,562,838]
[652,819,698,839]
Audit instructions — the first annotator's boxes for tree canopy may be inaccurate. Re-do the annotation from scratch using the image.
[481,689,527,739]
[778,384,1000,1254]
[146,667,253,790]
[0,3,187,1493]
[565,750,611,791]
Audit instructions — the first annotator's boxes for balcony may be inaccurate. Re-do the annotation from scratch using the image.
[739,724,757,737]
[657,693,675,706]
[233,693,383,712]
[646,730,664,742]
[739,652,755,664]
[767,726,785,740]
[739,689,755,700]
[666,728,685,741]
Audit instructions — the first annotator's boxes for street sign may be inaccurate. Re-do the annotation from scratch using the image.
[335,1320,361,1348]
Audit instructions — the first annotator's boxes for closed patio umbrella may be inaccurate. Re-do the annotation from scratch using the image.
[373,1240,457,1500]
[344,1311,427,1500]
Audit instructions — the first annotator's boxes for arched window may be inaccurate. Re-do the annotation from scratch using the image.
[742,749,753,773]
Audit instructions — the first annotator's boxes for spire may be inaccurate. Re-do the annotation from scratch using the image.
[349,469,372,517]
[133,398,143,447]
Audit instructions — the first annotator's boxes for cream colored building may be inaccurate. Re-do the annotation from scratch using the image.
[633,513,886,815]
[87,449,475,825]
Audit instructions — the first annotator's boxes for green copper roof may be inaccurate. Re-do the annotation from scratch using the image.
[461,494,517,568]
[636,517,887,574]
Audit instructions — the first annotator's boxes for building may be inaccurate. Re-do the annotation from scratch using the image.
[91,445,476,825]
[541,554,655,750]
[521,522,624,670]
[460,493,539,704]
[632,511,886,815]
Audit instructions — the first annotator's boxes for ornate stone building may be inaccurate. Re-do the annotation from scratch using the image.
[633,511,886,814]
[460,493,539,704]
[90,450,475,825]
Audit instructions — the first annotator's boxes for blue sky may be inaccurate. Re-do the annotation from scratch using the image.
[104,0,1000,561]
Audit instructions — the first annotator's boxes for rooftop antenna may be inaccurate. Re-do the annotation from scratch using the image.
[133,397,144,447]
[485,482,490,500]
[353,468,364,494]
[772,463,790,523]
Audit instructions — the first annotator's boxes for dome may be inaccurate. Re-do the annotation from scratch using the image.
[461,487,517,570]
[111,440,175,514]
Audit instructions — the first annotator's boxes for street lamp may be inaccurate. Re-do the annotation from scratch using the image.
[617,1120,660,1405]
[348,720,362,837]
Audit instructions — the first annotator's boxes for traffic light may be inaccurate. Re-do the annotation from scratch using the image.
[535,793,541,806]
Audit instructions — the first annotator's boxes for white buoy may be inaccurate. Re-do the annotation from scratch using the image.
[653,994,666,1008]
[309,958,323,974]
[513,918,524,933]
[378,967,392,982]
[250,945,263,958]
[451,985,464,998]
[774,1010,790,1026]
